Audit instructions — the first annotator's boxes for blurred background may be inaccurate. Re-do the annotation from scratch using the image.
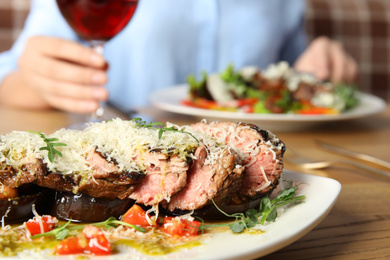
[1,0,389,101]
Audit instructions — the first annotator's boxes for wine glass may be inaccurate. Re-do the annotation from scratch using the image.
[56,0,139,129]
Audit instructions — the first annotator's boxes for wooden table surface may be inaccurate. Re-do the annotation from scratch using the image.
[0,103,389,259]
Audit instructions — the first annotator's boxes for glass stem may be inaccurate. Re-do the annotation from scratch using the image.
[90,40,105,120]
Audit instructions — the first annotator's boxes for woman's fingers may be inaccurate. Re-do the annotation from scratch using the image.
[23,72,108,113]
[28,54,107,85]
[294,36,358,84]
[328,42,357,84]
[19,36,107,85]
[27,36,106,68]
[16,36,109,113]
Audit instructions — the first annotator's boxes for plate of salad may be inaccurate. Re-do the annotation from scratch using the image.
[0,170,341,260]
[150,62,386,131]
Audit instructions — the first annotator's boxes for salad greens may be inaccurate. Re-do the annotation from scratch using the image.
[186,63,360,115]
[202,186,306,233]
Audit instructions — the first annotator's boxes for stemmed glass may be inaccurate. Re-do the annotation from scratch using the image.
[56,0,139,129]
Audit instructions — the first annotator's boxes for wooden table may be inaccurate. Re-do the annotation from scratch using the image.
[0,104,389,259]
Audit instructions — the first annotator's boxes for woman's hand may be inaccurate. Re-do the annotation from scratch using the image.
[1,36,109,113]
[294,36,358,84]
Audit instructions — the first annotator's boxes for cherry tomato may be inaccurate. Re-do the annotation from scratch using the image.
[121,204,153,227]
[162,216,201,236]
[25,215,57,236]
[82,225,111,255]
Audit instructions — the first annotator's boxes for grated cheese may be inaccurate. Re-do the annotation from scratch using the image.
[256,166,271,191]
[0,119,231,181]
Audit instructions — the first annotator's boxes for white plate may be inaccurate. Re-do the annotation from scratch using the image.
[150,85,386,132]
[7,170,341,260]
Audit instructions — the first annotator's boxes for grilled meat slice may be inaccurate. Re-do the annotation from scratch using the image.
[0,150,145,199]
[130,151,189,205]
[165,146,245,211]
[190,121,285,199]
[0,159,47,188]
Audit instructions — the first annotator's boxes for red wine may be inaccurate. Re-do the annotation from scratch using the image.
[56,0,138,41]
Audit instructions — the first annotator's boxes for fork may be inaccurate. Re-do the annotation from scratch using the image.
[284,148,390,179]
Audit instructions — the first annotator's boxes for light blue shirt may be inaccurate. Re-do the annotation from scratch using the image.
[0,0,306,112]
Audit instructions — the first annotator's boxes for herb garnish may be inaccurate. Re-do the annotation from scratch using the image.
[31,217,145,240]
[29,131,67,163]
[202,187,306,233]
[131,118,199,143]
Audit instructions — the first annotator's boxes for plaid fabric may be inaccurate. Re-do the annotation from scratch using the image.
[0,0,30,52]
[306,0,390,101]
[0,0,389,100]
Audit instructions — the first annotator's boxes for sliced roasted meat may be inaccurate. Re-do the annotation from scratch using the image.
[165,146,245,211]
[190,121,285,199]
[129,151,189,205]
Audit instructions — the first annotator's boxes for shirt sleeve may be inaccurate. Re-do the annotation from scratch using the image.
[278,0,308,65]
[0,0,77,85]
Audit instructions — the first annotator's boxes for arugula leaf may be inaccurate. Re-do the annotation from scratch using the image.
[29,131,67,163]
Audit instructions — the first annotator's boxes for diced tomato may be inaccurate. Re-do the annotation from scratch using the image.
[181,98,220,110]
[234,98,259,107]
[181,99,199,108]
[181,219,202,236]
[54,236,86,255]
[25,215,57,237]
[162,217,186,236]
[182,98,258,111]
[54,226,111,256]
[298,107,339,115]
[82,225,111,255]
[121,204,153,227]
[162,216,201,237]
[241,105,254,113]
